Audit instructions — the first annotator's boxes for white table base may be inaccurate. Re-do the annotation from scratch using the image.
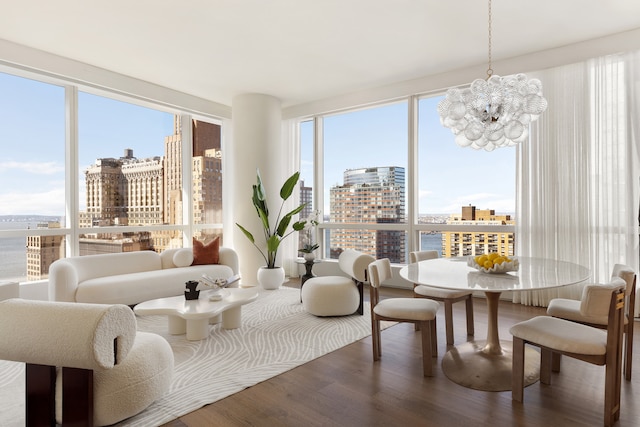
[441,292,540,391]
[442,340,540,391]
[166,306,244,340]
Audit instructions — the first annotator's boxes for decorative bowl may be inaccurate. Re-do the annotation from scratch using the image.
[467,255,519,274]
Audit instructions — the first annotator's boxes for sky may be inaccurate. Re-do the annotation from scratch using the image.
[0,70,516,218]
[0,72,174,216]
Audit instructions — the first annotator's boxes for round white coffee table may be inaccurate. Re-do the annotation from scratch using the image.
[134,288,259,340]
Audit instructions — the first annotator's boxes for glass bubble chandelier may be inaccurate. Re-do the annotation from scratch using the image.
[437,0,547,151]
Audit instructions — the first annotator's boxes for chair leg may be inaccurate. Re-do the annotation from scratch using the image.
[551,351,561,373]
[420,321,433,377]
[371,317,381,361]
[624,327,633,380]
[604,356,621,427]
[444,300,454,346]
[540,348,552,385]
[512,337,525,402]
[430,318,438,357]
[465,295,474,337]
[62,367,94,427]
[25,364,56,427]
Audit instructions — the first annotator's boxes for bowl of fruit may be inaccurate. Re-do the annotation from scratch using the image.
[468,254,519,274]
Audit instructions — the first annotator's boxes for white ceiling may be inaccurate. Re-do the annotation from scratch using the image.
[2,0,640,108]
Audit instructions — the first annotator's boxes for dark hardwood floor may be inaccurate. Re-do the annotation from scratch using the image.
[161,283,640,427]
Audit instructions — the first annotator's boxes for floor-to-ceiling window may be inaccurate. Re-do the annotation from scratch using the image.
[78,92,178,254]
[0,73,66,282]
[322,101,409,263]
[303,95,516,264]
[0,70,224,284]
[416,95,516,259]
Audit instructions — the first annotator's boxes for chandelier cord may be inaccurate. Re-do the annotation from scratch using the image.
[487,0,493,79]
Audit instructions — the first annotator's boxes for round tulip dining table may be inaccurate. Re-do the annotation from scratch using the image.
[399,256,590,392]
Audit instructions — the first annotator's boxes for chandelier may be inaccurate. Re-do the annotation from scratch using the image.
[437,0,547,151]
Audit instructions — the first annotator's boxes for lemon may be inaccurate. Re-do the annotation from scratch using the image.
[483,260,493,269]
[476,255,488,265]
[487,253,499,261]
[493,256,505,265]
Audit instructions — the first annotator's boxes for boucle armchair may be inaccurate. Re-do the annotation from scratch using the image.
[301,249,375,316]
[0,299,173,426]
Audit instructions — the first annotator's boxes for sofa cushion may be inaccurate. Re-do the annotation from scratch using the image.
[63,251,162,283]
[75,264,234,305]
[173,248,194,267]
[192,237,219,265]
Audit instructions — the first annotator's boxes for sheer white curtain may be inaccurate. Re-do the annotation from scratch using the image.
[514,51,640,306]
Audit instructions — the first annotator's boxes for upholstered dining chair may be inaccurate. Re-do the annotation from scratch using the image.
[547,263,636,380]
[409,250,474,345]
[368,258,440,376]
[510,279,626,427]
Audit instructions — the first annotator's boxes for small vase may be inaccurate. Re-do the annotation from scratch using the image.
[303,252,316,262]
[257,266,285,290]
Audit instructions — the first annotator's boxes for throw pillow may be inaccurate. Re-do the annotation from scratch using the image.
[192,237,220,265]
[173,248,194,267]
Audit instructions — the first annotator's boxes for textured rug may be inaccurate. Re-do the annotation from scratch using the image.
[0,286,391,426]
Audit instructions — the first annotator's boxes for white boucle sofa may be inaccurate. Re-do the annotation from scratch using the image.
[48,247,239,305]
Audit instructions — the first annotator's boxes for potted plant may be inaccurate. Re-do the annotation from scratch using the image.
[236,170,307,289]
[299,209,320,261]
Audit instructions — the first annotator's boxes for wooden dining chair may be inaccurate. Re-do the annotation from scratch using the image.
[410,250,474,345]
[510,279,626,427]
[368,258,440,376]
[547,264,636,380]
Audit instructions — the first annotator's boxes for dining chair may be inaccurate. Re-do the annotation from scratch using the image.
[409,250,474,345]
[510,279,626,427]
[547,264,636,380]
[368,258,440,376]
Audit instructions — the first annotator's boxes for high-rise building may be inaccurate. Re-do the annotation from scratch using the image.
[298,180,313,249]
[26,221,65,280]
[329,166,405,263]
[442,205,515,257]
[82,150,163,228]
[78,117,224,253]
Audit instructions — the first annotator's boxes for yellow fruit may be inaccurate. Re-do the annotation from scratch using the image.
[476,255,488,265]
[483,260,493,269]
[494,256,505,265]
[487,253,499,261]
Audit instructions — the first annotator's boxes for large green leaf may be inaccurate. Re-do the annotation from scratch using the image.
[235,223,255,243]
[276,215,292,237]
[280,171,300,200]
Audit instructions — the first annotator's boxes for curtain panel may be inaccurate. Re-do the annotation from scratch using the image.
[515,51,640,308]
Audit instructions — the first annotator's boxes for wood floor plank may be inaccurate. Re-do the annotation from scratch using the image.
[161,283,640,427]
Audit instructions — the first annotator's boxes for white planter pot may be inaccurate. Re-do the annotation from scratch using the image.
[303,252,316,262]
[257,266,285,290]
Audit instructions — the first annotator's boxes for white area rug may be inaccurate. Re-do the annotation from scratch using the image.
[0,286,390,426]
